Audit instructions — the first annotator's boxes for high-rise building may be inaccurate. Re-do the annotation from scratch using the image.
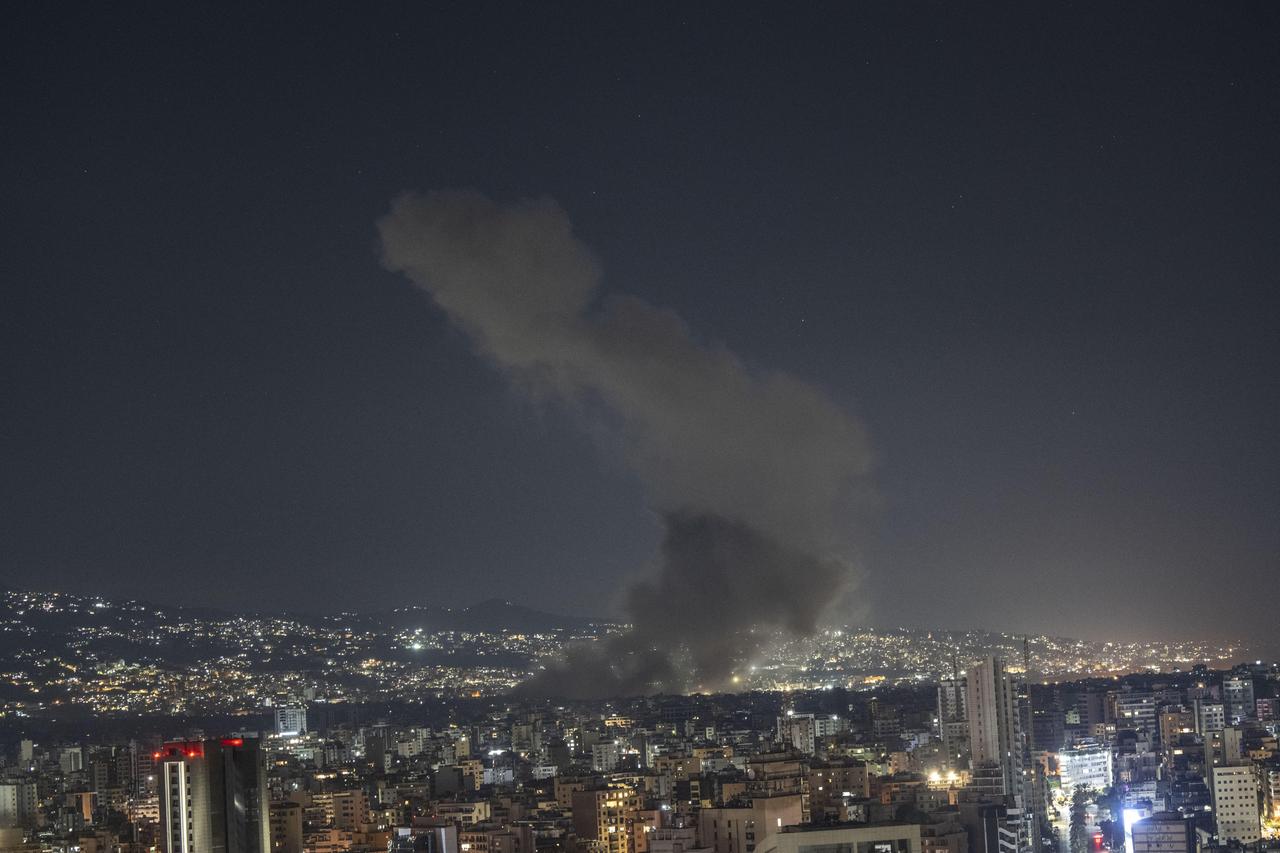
[966,657,1023,799]
[311,790,369,831]
[268,801,302,853]
[1210,764,1260,845]
[938,678,970,769]
[1031,708,1065,754]
[938,678,968,725]
[1193,700,1224,736]
[1221,727,1244,767]
[1058,745,1112,794]
[592,741,624,773]
[1111,693,1156,736]
[274,708,307,737]
[0,780,39,829]
[777,713,817,757]
[1074,692,1107,731]
[157,738,270,853]
[1222,679,1254,724]
[572,785,641,853]
[1158,708,1195,754]
[1264,764,1280,825]
[956,802,1021,853]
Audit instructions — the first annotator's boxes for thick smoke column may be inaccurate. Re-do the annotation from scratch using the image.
[378,190,872,697]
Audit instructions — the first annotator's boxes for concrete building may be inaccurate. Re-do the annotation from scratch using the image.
[274,708,307,737]
[753,823,921,853]
[937,679,970,770]
[699,795,807,853]
[1158,709,1195,753]
[1193,701,1224,736]
[391,825,458,853]
[746,754,811,810]
[1058,745,1112,795]
[593,742,625,773]
[157,738,270,853]
[1209,764,1260,844]
[319,791,369,831]
[1222,679,1254,725]
[1220,728,1243,768]
[778,715,818,757]
[0,780,38,830]
[1111,694,1157,736]
[938,679,967,726]
[458,823,536,853]
[955,803,1021,853]
[572,785,641,853]
[269,801,302,853]
[919,815,967,853]
[966,658,1022,799]
[0,780,39,830]
[434,801,491,828]
[809,762,870,818]
[647,827,701,853]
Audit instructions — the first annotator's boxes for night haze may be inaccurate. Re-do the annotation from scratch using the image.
[3,3,1279,649]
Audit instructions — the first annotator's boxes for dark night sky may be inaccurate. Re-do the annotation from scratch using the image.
[2,3,1278,643]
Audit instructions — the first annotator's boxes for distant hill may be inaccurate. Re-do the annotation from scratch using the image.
[358,598,606,634]
[0,587,607,636]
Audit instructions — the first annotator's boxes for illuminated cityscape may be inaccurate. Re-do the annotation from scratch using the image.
[0,590,1253,720]
[4,6,1278,853]
[2,586,1280,853]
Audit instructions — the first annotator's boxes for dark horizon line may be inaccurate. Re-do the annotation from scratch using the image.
[1,583,1257,654]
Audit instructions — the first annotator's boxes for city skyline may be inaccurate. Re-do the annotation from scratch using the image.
[6,6,1280,853]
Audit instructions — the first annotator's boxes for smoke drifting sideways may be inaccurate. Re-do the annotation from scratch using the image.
[378,190,873,699]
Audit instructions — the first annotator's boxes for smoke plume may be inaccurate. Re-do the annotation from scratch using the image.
[377,190,872,697]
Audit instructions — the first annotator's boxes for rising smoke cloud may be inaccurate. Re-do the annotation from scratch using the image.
[377,190,872,698]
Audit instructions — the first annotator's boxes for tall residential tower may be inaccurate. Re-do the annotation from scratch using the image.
[158,738,270,853]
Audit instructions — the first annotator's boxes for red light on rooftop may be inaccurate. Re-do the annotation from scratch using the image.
[223,738,244,747]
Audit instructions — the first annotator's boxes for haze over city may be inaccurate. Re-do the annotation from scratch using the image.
[4,4,1277,647]
[3,8,1280,853]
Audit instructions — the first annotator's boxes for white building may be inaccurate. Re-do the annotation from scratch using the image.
[813,715,845,739]
[591,741,623,772]
[1194,701,1224,736]
[777,712,817,756]
[1058,745,1113,795]
[274,707,307,737]
[967,657,1022,798]
[0,780,39,829]
[1211,764,1260,844]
